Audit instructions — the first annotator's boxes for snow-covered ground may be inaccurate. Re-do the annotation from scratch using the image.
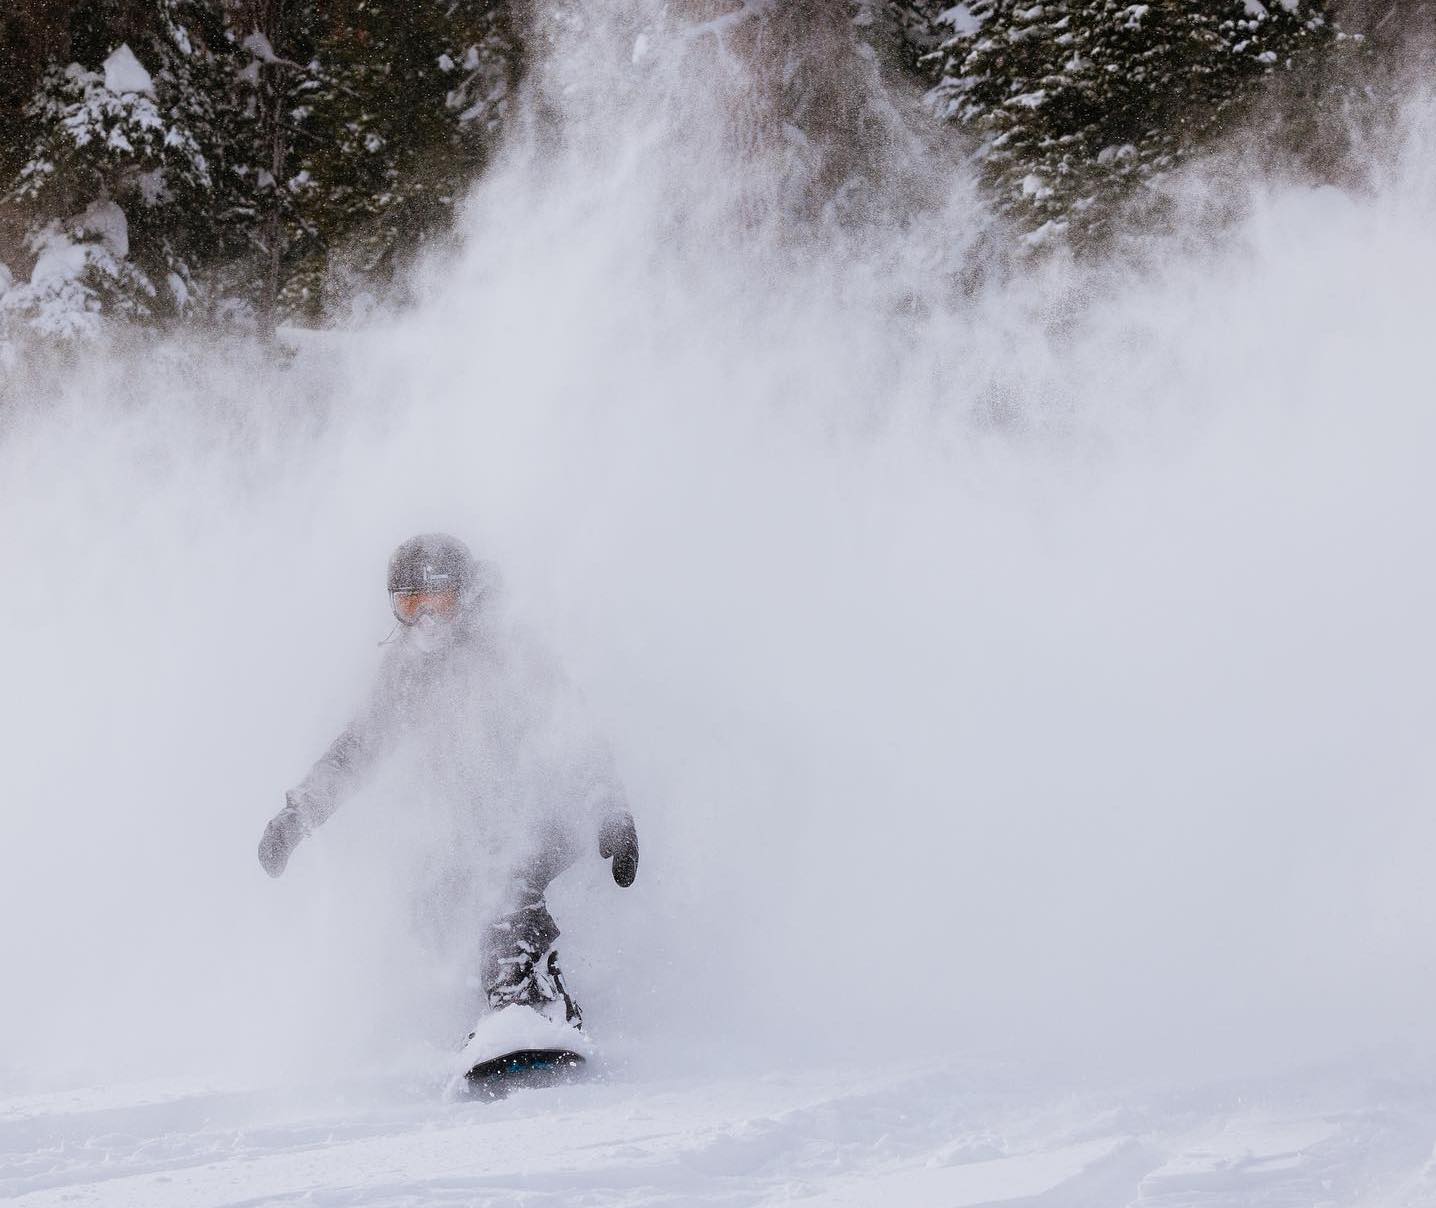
[8,1059,1436,1207]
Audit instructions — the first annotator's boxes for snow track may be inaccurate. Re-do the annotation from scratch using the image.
[5,1063,1436,1207]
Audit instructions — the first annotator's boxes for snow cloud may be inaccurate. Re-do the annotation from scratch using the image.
[1,2,1435,1097]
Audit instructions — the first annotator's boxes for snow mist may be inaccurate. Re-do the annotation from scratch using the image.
[3,3,1435,1094]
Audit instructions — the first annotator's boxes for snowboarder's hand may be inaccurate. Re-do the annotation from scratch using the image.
[598,810,639,888]
[258,803,306,878]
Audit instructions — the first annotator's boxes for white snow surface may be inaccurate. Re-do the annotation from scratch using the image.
[7,1060,1436,1206]
[26,227,88,288]
[75,199,129,258]
[939,5,985,35]
[102,44,155,97]
[242,31,280,65]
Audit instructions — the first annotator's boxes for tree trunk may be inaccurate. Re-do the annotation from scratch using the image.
[229,0,286,336]
[264,25,285,338]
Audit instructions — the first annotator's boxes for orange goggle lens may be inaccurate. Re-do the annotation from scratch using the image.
[391,589,460,625]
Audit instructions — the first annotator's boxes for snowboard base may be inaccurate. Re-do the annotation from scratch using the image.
[463,1049,587,1099]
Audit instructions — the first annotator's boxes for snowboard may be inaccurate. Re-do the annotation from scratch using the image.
[456,1002,595,1099]
[463,1048,588,1099]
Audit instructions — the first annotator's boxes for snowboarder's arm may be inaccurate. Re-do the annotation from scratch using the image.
[258,658,401,877]
[579,748,638,888]
[284,715,383,831]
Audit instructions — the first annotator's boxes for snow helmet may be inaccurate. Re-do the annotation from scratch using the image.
[387,533,475,625]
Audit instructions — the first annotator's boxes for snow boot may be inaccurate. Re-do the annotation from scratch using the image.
[452,897,591,1097]
[480,899,582,1026]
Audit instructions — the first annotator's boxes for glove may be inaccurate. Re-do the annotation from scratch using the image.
[258,802,307,878]
[598,810,639,888]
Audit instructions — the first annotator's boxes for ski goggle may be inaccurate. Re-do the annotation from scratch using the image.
[390,588,460,626]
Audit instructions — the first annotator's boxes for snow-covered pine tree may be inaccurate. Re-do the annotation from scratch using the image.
[916,0,1337,242]
[862,0,946,74]
[1,0,525,338]
[280,0,522,321]
[220,0,319,334]
[0,11,72,182]
[0,0,261,340]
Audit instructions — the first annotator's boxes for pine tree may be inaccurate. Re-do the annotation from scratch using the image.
[222,0,319,334]
[0,0,262,340]
[0,0,526,342]
[915,0,1338,242]
[279,0,522,321]
[0,10,74,182]
[863,0,946,74]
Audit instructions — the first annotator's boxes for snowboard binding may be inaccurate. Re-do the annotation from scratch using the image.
[458,945,594,1099]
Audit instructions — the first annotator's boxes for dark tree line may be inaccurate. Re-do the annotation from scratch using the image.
[0,0,521,343]
[0,0,1421,350]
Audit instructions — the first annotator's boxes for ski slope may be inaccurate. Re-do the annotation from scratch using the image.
[7,6,1436,1208]
[7,1060,1436,1207]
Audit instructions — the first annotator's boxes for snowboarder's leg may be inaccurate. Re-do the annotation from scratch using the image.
[459,825,594,1094]
[480,829,582,1025]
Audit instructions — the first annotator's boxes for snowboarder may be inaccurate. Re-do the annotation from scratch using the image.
[257,533,639,1087]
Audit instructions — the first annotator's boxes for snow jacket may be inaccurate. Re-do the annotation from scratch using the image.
[285,601,626,861]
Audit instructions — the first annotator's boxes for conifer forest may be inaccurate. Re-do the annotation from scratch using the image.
[0,1,1424,350]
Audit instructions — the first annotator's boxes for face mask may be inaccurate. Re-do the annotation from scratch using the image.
[409,613,455,654]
